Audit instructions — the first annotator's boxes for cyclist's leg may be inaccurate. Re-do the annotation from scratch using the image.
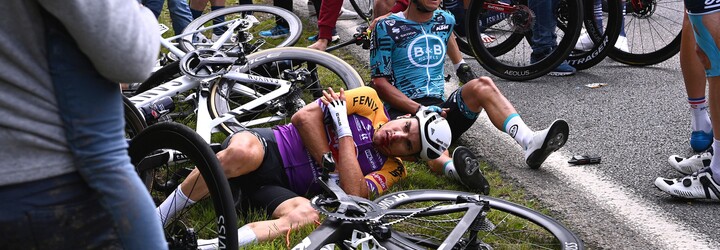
[682,12,713,152]
[689,12,720,182]
[176,130,266,202]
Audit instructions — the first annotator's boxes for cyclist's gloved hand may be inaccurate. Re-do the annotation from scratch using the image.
[417,105,447,118]
[456,63,477,85]
[322,88,352,139]
[418,105,443,114]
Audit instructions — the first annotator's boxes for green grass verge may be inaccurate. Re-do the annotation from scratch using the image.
[153,1,562,249]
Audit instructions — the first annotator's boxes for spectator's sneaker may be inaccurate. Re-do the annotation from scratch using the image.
[668,148,713,175]
[456,63,476,85]
[615,35,629,53]
[574,32,594,51]
[530,53,577,77]
[690,130,713,152]
[259,25,289,39]
[308,30,340,43]
[338,7,359,20]
[547,62,576,76]
[654,167,720,200]
[452,146,490,195]
[524,120,569,169]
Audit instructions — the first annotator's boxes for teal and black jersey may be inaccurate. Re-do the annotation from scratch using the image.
[370,10,455,101]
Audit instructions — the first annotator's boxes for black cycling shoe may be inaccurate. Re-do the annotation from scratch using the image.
[456,63,477,85]
[452,146,490,195]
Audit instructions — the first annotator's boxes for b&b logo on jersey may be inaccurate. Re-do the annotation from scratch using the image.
[407,34,445,68]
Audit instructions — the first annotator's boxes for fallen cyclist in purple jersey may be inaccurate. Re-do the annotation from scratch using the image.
[155,86,452,248]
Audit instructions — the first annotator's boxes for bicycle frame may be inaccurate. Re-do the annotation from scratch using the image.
[130,22,295,143]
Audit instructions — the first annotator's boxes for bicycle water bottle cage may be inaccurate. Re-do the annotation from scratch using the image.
[179,48,236,78]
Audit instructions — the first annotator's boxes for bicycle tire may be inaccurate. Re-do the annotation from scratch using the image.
[607,0,682,66]
[461,5,525,57]
[374,189,584,249]
[208,47,365,134]
[466,0,583,81]
[180,5,302,53]
[349,0,374,21]
[123,95,147,139]
[128,122,239,250]
[566,0,622,70]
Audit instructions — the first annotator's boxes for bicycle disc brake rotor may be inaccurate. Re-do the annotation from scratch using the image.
[509,5,535,34]
[179,48,230,78]
[311,196,384,222]
[629,0,656,18]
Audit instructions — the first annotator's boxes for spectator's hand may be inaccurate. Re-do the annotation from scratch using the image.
[368,12,392,32]
[308,39,329,51]
[321,88,352,138]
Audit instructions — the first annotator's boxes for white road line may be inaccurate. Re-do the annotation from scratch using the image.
[476,113,720,249]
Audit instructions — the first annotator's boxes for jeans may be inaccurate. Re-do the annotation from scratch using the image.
[0,173,122,249]
[43,11,168,250]
[143,0,193,34]
[529,0,560,56]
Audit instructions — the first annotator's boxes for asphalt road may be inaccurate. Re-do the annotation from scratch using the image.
[295,1,720,248]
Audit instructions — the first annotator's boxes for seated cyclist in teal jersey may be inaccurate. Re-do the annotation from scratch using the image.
[654,0,720,200]
[155,86,453,248]
[370,0,570,192]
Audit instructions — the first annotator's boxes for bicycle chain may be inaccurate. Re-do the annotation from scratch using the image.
[379,201,451,227]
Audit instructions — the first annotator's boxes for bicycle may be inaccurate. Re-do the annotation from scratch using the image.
[292,161,585,249]
[606,0,683,66]
[465,0,584,81]
[128,122,239,250]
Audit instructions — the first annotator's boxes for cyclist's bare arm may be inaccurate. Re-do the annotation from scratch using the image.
[291,100,369,198]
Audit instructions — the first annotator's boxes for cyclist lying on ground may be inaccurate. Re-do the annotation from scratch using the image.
[155,86,452,248]
[369,0,570,194]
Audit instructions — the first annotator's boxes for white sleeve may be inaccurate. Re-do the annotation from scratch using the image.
[38,0,161,83]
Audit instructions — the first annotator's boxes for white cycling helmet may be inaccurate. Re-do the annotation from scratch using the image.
[415,109,452,161]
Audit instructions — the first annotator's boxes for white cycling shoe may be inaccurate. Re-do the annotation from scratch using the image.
[668,150,712,175]
[654,168,720,200]
[524,120,569,169]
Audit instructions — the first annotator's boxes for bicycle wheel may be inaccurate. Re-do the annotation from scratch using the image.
[566,0,622,70]
[123,95,147,139]
[208,47,365,134]
[128,122,239,250]
[349,0,374,21]
[179,5,302,53]
[375,190,584,249]
[607,0,682,66]
[466,0,583,81]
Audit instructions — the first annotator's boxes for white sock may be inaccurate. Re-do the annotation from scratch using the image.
[503,114,533,149]
[157,185,195,227]
[197,224,257,249]
[689,97,712,133]
[453,59,466,71]
[711,139,720,184]
[443,160,461,181]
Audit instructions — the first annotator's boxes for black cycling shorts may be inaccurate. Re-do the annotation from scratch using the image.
[225,128,297,217]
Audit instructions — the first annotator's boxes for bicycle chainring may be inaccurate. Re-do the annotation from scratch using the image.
[311,195,385,222]
[509,5,535,34]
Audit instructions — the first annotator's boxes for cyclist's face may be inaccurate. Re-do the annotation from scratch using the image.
[415,0,441,11]
[373,118,421,157]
